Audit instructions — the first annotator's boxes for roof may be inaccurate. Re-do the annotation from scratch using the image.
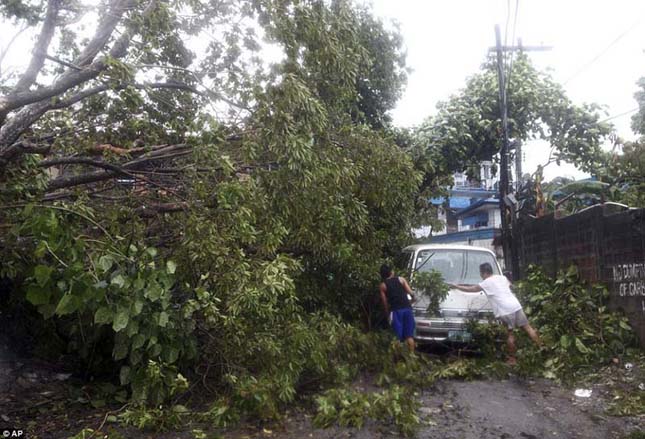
[454,198,499,217]
[429,196,471,208]
[429,188,498,208]
[402,243,496,254]
[429,228,497,243]
[449,188,497,198]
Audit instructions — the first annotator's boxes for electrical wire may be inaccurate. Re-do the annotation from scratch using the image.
[504,0,511,49]
[505,0,520,96]
[563,17,643,85]
[599,107,639,123]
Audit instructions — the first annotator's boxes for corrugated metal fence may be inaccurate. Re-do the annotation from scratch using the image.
[517,205,645,348]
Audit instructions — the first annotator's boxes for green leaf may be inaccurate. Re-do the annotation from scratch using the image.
[90,399,106,408]
[97,255,114,272]
[150,343,162,357]
[166,260,177,274]
[111,274,126,288]
[543,370,557,379]
[112,309,129,332]
[618,320,631,331]
[132,300,144,315]
[171,404,188,413]
[126,320,139,337]
[145,283,162,301]
[119,366,131,385]
[113,337,129,361]
[38,304,56,319]
[132,334,146,350]
[55,294,79,315]
[158,311,169,327]
[575,337,590,354]
[163,346,179,364]
[560,335,570,349]
[34,265,53,287]
[94,307,113,324]
[26,285,50,305]
[133,277,145,291]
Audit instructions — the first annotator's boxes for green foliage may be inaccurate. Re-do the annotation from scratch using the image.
[410,269,449,315]
[119,403,190,432]
[515,265,639,381]
[0,1,428,437]
[353,8,408,128]
[413,54,612,190]
[3,203,197,405]
[467,318,507,358]
[603,141,645,208]
[631,76,645,136]
[313,385,420,437]
[607,389,645,416]
[0,0,41,24]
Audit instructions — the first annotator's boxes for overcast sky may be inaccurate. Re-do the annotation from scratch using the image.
[371,0,645,180]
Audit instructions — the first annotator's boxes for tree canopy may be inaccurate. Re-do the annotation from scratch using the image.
[0,0,421,414]
[411,53,613,192]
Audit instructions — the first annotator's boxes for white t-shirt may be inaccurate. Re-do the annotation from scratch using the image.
[478,275,522,317]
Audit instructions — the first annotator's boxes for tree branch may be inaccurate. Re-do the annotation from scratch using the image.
[13,0,61,93]
[72,0,135,68]
[0,78,197,164]
[38,157,122,170]
[134,202,190,217]
[0,0,141,118]
[0,2,131,155]
[43,144,192,190]
[0,139,52,164]
[48,80,205,110]
[44,54,82,71]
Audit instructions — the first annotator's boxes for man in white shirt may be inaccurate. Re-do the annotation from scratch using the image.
[448,262,541,365]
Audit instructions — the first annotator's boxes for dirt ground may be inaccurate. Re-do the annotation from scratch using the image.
[219,377,643,439]
[1,338,643,439]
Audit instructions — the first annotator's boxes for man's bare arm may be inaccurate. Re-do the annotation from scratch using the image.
[399,277,415,302]
[447,283,482,293]
[379,283,389,315]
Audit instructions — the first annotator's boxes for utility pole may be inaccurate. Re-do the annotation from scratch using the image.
[491,28,551,279]
[493,24,513,275]
[515,140,522,191]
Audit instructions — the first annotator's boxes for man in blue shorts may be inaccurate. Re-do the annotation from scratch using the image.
[379,264,416,351]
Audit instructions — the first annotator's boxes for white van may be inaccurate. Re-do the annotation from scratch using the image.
[401,244,502,343]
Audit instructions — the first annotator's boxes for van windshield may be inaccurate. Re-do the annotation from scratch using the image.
[414,249,499,284]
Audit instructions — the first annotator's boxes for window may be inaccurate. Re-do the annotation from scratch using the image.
[414,249,499,285]
[463,250,500,284]
[415,250,464,283]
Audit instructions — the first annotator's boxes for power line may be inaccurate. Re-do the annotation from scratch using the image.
[506,0,520,95]
[563,17,643,85]
[599,107,639,123]
[504,0,511,49]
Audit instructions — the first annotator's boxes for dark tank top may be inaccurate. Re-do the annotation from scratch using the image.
[384,277,411,311]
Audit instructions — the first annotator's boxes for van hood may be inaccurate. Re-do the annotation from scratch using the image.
[414,287,492,316]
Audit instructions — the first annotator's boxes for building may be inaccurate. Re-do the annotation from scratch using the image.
[415,161,504,263]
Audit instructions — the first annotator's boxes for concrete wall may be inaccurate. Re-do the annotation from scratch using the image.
[517,206,645,348]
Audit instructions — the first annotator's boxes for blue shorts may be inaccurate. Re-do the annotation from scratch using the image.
[390,308,415,341]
